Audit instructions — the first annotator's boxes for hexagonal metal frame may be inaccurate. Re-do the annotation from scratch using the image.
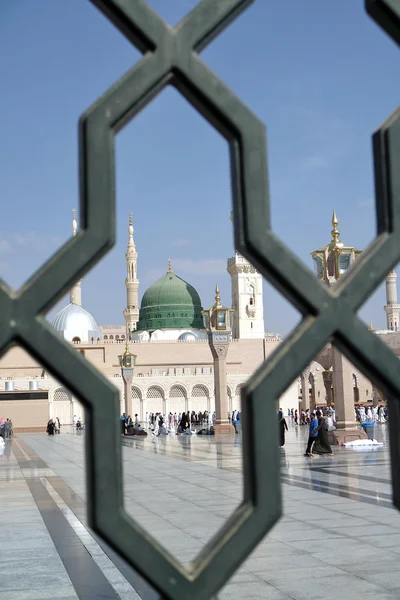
[0,1,398,599]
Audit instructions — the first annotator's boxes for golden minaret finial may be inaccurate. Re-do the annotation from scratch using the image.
[368,321,375,332]
[168,258,173,273]
[215,284,221,307]
[72,208,77,237]
[331,210,340,245]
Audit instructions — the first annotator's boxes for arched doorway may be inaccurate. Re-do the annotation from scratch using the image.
[234,384,243,411]
[191,384,209,414]
[146,386,164,415]
[227,386,233,415]
[169,385,187,415]
[53,388,73,425]
[131,386,142,421]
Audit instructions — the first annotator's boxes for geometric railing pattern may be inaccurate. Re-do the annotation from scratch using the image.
[0,0,398,598]
[192,384,209,397]
[53,388,72,402]
[131,386,142,399]
[146,386,164,399]
[169,385,186,398]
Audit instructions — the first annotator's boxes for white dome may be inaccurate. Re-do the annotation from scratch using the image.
[52,303,102,343]
[178,331,197,342]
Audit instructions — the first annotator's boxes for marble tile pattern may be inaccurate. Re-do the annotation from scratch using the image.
[0,423,399,599]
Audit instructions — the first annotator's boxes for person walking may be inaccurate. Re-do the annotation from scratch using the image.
[304,412,318,457]
[311,410,333,456]
[278,410,288,447]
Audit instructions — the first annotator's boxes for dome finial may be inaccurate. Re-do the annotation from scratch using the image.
[168,258,173,273]
[72,208,77,237]
[369,320,375,332]
[215,284,221,307]
[331,210,340,245]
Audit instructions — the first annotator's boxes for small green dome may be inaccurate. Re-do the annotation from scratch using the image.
[136,270,204,332]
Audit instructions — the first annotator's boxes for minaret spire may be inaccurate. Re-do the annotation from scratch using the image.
[227,210,265,339]
[70,209,82,306]
[128,213,134,247]
[123,213,139,339]
[384,270,400,331]
[72,208,77,237]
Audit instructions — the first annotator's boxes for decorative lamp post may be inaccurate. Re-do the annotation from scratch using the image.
[311,212,366,443]
[202,286,235,434]
[118,343,137,417]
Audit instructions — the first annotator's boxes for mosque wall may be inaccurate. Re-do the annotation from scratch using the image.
[76,336,280,376]
[0,400,48,431]
[0,346,44,378]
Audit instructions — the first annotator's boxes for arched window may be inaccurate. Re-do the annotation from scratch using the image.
[169,385,186,398]
[104,335,108,340]
[146,386,164,398]
[110,335,114,340]
[249,298,253,305]
[192,384,209,397]
[72,336,81,343]
[91,337,94,343]
[54,388,72,402]
[115,335,119,340]
[235,384,243,396]
[318,391,320,397]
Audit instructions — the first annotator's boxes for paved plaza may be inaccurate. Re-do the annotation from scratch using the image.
[1,423,400,599]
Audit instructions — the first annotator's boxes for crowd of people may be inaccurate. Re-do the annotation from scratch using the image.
[279,402,388,457]
[120,410,219,437]
[285,404,388,428]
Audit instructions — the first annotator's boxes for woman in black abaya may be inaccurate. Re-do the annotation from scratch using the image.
[311,410,334,456]
[278,410,288,447]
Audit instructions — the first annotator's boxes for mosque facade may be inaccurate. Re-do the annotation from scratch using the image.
[0,212,296,431]
[1,212,397,430]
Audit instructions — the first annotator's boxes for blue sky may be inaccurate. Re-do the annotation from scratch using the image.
[0,0,399,336]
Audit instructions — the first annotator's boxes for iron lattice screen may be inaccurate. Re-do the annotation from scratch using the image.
[0,0,399,598]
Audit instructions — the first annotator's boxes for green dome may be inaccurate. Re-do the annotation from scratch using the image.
[136,270,204,332]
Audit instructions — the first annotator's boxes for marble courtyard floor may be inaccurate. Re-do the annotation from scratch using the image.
[1,423,400,599]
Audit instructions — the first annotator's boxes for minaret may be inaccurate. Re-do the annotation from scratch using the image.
[384,270,400,331]
[227,211,265,339]
[70,209,82,306]
[123,213,139,339]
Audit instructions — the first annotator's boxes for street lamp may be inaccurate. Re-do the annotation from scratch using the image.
[202,286,235,434]
[118,343,137,417]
